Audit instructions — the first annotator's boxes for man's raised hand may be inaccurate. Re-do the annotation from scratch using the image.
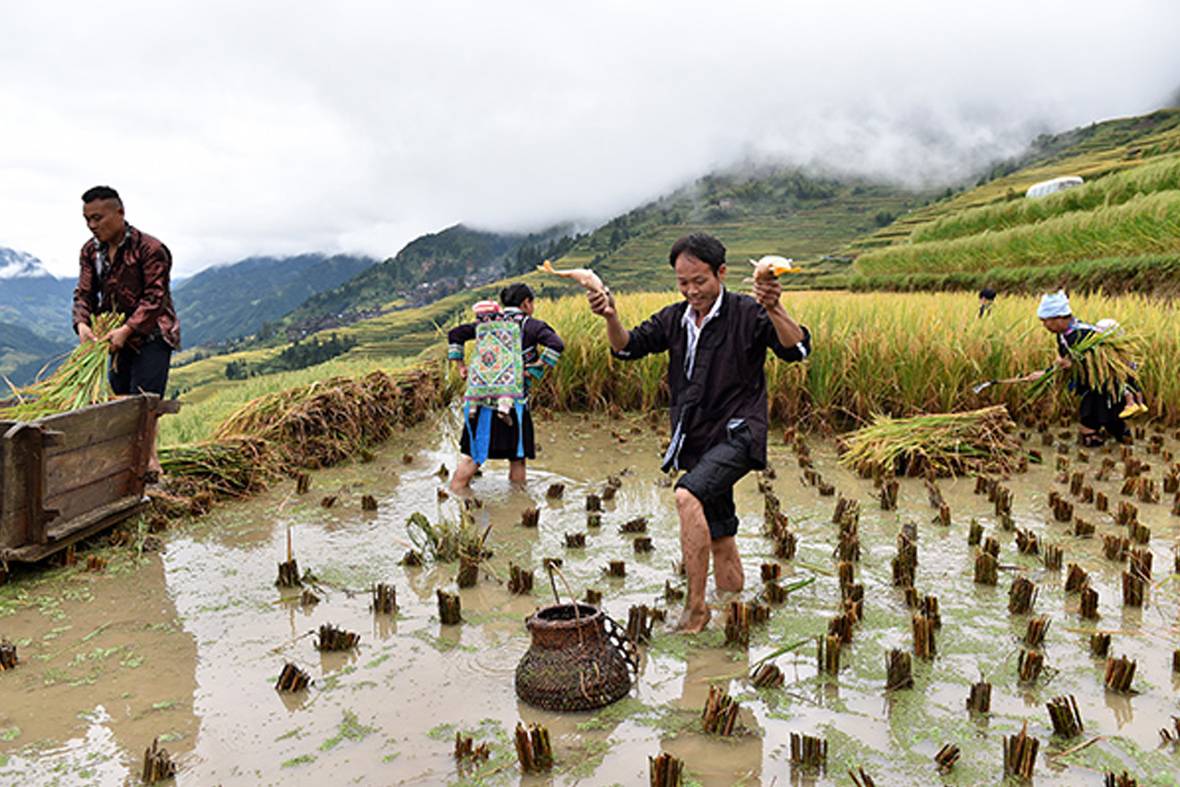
[587,288,616,318]
[752,277,782,310]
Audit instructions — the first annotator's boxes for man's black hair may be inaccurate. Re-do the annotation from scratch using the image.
[500,283,535,308]
[979,287,997,301]
[82,185,121,205]
[668,233,726,274]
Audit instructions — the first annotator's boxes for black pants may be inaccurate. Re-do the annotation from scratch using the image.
[674,422,757,540]
[109,336,172,397]
[1077,389,1127,441]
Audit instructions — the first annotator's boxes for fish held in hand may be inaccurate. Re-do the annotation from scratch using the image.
[749,255,802,280]
[537,259,606,295]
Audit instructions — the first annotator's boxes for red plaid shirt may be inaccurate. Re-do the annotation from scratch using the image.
[72,225,182,349]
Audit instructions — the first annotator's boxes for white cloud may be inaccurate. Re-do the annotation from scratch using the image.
[1,0,1178,278]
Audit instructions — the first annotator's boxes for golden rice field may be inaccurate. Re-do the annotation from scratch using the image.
[529,290,1180,428]
[855,191,1180,276]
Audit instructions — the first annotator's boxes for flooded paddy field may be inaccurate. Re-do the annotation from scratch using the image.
[2,411,1179,785]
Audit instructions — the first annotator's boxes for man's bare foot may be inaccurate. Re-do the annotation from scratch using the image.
[675,606,711,633]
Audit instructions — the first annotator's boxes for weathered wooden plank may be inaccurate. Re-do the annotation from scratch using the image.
[0,425,41,548]
[0,424,16,547]
[40,399,143,457]
[1,496,145,562]
[44,469,136,526]
[44,437,136,495]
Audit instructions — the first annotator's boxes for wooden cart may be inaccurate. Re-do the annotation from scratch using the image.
[0,394,179,572]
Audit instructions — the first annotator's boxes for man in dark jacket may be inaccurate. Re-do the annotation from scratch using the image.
[73,185,181,477]
[588,233,812,632]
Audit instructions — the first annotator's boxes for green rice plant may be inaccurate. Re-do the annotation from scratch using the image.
[912,155,1180,243]
[0,312,124,420]
[856,191,1180,276]
[405,510,485,563]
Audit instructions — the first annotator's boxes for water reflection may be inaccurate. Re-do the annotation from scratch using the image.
[1104,690,1135,728]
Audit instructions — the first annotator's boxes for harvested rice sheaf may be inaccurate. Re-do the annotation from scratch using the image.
[839,406,1028,478]
[160,437,278,498]
[0,312,124,420]
[213,364,445,469]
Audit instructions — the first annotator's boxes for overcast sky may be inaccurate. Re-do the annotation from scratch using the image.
[2,1,1178,278]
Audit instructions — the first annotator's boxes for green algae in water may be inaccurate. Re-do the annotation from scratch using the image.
[576,698,648,731]
[443,719,516,787]
[411,628,476,654]
[319,709,376,752]
[281,754,317,768]
[648,628,725,662]
[275,726,304,742]
[365,652,392,669]
[560,736,612,778]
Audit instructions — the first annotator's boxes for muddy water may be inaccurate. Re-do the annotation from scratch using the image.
[2,411,1179,785]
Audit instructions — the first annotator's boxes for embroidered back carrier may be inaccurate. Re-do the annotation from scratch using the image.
[464,309,528,463]
[466,309,526,408]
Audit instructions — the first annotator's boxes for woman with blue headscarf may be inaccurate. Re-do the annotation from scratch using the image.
[1024,291,1143,447]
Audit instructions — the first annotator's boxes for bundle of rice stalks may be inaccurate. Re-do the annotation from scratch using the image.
[839,405,1026,478]
[159,437,277,498]
[0,313,124,420]
[213,364,444,469]
[1029,324,1143,401]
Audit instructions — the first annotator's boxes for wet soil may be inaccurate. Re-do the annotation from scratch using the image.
[2,411,1179,785]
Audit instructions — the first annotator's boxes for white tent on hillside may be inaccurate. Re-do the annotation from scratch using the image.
[1025,175,1083,199]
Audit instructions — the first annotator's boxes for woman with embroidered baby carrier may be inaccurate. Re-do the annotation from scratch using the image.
[447,283,564,492]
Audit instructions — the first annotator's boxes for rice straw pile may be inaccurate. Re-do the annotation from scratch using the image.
[159,437,277,498]
[213,364,446,469]
[0,313,124,420]
[839,405,1026,477]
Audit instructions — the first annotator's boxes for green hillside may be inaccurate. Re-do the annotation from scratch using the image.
[174,253,376,348]
[272,223,576,338]
[554,168,930,290]
[0,320,71,386]
[846,108,1180,292]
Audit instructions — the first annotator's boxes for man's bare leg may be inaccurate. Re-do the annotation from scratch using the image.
[675,487,712,632]
[147,420,163,476]
[711,536,744,594]
[508,459,527,488]
[450,455,478,493]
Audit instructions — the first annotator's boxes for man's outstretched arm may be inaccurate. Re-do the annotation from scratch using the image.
[587,289,630,353]
[752,277,805,348]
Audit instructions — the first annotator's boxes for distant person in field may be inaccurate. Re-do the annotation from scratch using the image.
[587,233,812,633]
[72,185,181,479]
[447,283,564,492]
[1024,290,1146,448]
[978,287,996,318]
